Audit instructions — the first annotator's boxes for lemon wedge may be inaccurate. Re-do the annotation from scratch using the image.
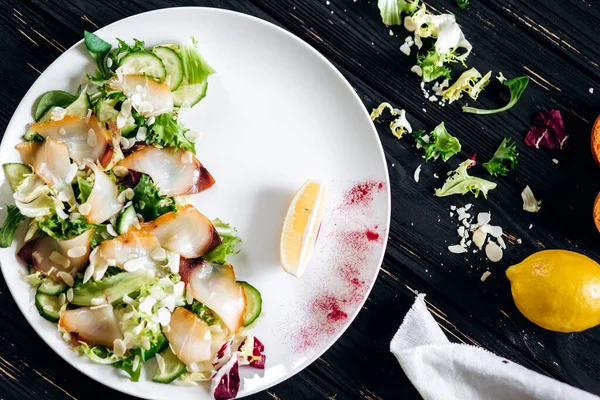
[280,179,327,277]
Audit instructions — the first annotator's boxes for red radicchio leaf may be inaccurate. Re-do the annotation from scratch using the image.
[213,339,234,371]
[238,336,266,369]
[212,356,240,400]
[524,110,569,150]
[467,153,476,168]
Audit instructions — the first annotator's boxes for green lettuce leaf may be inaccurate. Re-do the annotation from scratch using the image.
[37,214,91,240]
[188,301,217,325]
[462,76,529,115]
[202,218,242,264]
[412,122,461,162]
[75,177,94,204]
[417,49,452,83]
[116,334,168,382]
[84,31,112,81]
[132,174,177,222]
[377,0,420,26]
[482,138,519,176]
[181,38,216,85]
[0,205,24,248]
[147,113,195,154]
[435,160,497,198]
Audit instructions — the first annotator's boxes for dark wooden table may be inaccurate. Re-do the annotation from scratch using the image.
[1,0,600,399]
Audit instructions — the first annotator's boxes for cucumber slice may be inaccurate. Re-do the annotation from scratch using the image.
[239,281,262,327]
[35,291,61,323]
[121,123,138,137]
[23,129,44,142]
[3,163,32,192]
[152,347,186,384]
[119,51,167,82]
[172,81,208,108]
[154,46,184,91]
[38,278,68,295]
[65,89,92,119]
[94,100,119,122]
[116,205,139,235]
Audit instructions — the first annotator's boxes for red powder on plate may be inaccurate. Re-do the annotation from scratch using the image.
[365,229,379,242]
[343,181,385,208]
[288,181,386,352]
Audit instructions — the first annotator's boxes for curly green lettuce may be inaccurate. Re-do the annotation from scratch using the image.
[435,160,497,198]
[412,122,461,161]
[147,112,195,154]
[442,68,491,104]
[132,174,177,222]
[37,214,91,240]
[370,102,413,139]
[482,138,519,176]
[416,49,452,83]
[181,38,216,85]
[203,218,242,264]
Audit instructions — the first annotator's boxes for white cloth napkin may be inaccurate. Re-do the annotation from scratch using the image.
[390,294,599,400]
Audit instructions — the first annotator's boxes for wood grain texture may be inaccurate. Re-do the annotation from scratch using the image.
[0,0,599,399]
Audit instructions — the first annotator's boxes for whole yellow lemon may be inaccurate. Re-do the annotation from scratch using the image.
[506,250,600,333]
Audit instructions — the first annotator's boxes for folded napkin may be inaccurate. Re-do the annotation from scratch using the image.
[390,294,598,400]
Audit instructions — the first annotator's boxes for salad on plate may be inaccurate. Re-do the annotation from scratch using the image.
[0,31,264,400]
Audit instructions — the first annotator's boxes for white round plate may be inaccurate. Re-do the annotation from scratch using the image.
[0,7,390,399]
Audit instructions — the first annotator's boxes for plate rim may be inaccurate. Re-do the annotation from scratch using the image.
[0,6,391,398]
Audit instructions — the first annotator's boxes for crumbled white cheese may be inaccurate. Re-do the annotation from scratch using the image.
[590,88,594,94]
[400,43,411,56]
[552,158,559,164]
[389,29,394,36]
[528,223,533,230]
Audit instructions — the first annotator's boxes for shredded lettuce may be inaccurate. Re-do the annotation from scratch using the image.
[203,219,242,264]
[442,68,491,104]
[147,113,195,154]
[115,275,184,381]
[23,270,44,287]
[463,76,529,115]
[435,160,497,198]
[482,138,518,176]
[412,122,461,162]
[521,185,542,213]
[79,342,125,365]
[0,205,24,248]
[132,174,177,222]
[37,214,91,240]
[181,38,216,85]
[377,0,420,26]
[370,102,413,139]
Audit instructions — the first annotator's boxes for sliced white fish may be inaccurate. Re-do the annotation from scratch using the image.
[15,138,75,203]
[180,259,246,333]
[117,146,215,196]
[135,205,220,258]
[108,75,173,117]
[59,304,122,348]
[18,229,93,281]
[164,307,212,365]
[81,162,123,224]
[30,115,113,167]
[89,230,162,280]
